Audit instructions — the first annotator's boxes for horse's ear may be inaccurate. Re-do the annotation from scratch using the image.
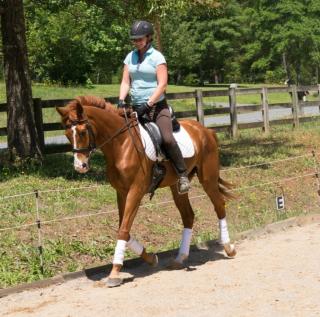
[56,106,68,118]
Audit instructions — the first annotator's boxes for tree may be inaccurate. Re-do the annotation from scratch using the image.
[25,1,127,85]
[239,0,320,83]
[125,0,220,51]
[0,0,42,162]
[161,1,242,84]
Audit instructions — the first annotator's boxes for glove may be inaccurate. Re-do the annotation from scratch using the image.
[117,99,126,109]
[135,102,152,117]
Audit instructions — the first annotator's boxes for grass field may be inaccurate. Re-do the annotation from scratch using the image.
[1,119,320,288]
[2,81,319,143]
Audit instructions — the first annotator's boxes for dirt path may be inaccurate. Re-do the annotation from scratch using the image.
[1,220,320,317]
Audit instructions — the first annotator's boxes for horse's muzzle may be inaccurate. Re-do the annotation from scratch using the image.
[73,154,90,173]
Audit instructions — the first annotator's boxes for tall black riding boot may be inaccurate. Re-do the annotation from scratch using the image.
[165,142,190,194]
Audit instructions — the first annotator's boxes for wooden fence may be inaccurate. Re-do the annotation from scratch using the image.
[0,84,320,154]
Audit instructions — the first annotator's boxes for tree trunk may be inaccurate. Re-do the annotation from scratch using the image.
[154,16,162,52]
[282,52,290,81]
[1,0,42,161]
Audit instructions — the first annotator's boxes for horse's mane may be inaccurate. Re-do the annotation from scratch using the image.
[67,95,117,114]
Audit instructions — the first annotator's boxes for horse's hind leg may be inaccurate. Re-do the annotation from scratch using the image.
[168,185,195,268]
[199,177,236,257]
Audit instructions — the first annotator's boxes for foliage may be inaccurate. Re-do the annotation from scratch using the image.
[4,0,320,85]
[239,0,320,83]
[24,0,127,85]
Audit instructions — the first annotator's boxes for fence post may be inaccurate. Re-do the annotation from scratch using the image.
[35,190,44,275]
[261,87,270,134]
[195,89,204,126]
[291,85,300,128]
[298,85,304,116]
[33,98,45,151]
[229,83,238,138]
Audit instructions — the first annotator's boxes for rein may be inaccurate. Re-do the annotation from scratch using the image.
[67,115,139,154]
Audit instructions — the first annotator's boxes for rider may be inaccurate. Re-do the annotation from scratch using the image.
[118,20,190,194]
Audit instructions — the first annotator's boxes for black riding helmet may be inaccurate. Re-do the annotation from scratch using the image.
[130,20,154,39]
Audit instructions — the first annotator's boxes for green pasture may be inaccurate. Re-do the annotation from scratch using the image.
[1,119,320,288]
[2,81,319,141]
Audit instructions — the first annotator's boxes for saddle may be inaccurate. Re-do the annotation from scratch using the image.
[140,106,180,159]
[139,106,180,199]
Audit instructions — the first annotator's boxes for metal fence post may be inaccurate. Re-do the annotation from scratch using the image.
[229,83,238,138]
[261,87,270,134]
[291,85,299,128]
[35,190,44,275]
[195,89,204,126]
[33,98,45,151]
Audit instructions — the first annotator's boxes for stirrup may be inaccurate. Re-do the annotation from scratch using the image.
[178,175,190,194]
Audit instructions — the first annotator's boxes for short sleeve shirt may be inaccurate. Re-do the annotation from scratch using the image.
[124,46,166,105]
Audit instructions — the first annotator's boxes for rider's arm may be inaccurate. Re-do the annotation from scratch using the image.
[147,63,168,106]
[119,65,130,101]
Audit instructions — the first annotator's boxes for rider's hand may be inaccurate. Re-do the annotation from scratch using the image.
[136,102,152,117]
[117,99,126,109]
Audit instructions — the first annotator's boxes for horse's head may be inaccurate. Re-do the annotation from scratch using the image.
[56,100,96,174]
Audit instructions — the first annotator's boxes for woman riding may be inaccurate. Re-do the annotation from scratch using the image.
[118,20,190,194]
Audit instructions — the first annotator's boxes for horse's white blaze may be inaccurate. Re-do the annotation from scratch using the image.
[72,125,87,171]
[175,228,192,263]
[71,125,77,149]
[113,240,127,265]
[127,237,144,256]
[219,217,230,244]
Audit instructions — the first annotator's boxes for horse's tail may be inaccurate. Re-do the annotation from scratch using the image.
[211,128,219,147]
[218,177,234,200]
[210,129,235,200]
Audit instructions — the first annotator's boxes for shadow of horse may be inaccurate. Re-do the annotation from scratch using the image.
[86,240,232,285]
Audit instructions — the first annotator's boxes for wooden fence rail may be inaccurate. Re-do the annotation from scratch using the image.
[0,84,320,154]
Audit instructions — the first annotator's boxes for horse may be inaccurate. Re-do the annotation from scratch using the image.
[56,95,236,287]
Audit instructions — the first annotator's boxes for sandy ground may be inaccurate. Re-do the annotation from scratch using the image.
[1,220,320,317]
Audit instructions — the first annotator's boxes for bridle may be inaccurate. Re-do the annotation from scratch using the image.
[66,115,139,155]
[66,119,96,154]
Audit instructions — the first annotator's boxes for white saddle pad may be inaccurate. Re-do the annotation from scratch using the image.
[138,123,195,161]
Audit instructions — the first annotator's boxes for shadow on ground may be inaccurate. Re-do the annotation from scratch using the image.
[86,241,232,285]
[219,133,304,168]
[0,151,108,183]
[0,126,306,182]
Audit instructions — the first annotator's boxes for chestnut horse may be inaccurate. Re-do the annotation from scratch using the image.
[57,96,236,287]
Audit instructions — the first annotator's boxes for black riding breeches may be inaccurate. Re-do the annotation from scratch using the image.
[152,101,176,148]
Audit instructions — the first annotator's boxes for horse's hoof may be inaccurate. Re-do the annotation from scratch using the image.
[106,277,123,288]
[224,243,237,257]
[166,259,185,270]
[150,254,158,267]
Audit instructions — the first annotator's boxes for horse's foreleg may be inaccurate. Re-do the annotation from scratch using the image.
[168,185,194,269]
[116,190,157,265]
[127,237,158,266]
[108,187,157,287]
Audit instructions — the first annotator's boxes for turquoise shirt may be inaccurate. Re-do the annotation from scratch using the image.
[124,46,166,105]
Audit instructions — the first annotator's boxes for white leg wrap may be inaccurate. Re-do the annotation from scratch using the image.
[127,237,144,256]
[219,217,230,244]
[113,240,127,265]
[175,228,193,263]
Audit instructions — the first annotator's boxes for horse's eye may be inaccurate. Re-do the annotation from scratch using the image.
[79,130,86,137]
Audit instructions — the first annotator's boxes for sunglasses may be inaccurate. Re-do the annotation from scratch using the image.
[131,38,145,43]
